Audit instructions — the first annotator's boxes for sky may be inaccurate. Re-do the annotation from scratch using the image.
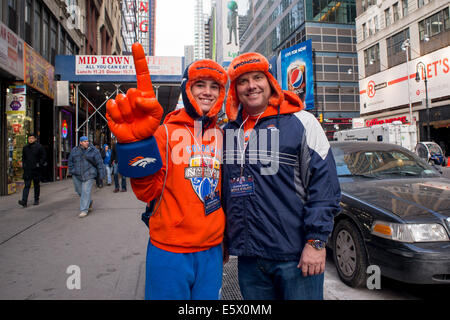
[155,0,211,57]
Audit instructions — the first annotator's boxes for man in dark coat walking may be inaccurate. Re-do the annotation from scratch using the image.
[19,133,46,207]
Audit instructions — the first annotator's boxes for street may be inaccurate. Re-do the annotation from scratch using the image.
[0,177,448,300]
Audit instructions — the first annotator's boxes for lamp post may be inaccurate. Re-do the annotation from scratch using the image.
[415,62,430,141]
[401,39,414,125]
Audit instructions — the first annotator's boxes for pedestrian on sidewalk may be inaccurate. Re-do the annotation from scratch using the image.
[110,139,127,192]
[102,144,112,185]
[106,43,228,300]
[68,136,105,218]
[18,133,46,207]
[94,143,104,188]
[221,52,341,300]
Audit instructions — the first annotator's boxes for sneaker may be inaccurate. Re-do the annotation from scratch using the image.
[88,200,93,212]
[113,189,119,193]
[18,200,27,208]
[78,211,88,218]
[121,189,127,192]
[33,200,39,206]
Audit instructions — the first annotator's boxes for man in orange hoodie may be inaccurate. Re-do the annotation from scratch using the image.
[106,43,228,300]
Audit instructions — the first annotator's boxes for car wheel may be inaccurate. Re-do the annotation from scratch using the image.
[332,219,368,288]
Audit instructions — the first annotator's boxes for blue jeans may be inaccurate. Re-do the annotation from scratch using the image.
[72,176,94,212]
[113,162,126,190]
[105,165,112,184]
[145,241,223,300]
[237,256,324,300]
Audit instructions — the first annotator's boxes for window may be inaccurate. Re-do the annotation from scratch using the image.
[402,0,408,18]
[386,28,410,67]
[8,0,18,32]
[363,23,368,39]
[50,18,57,65]
[364,44,380,67]
[385,8,391,27]
[374,16,379,33]
[417,0,424,8]
[393,3,399,22]
[25,0,32,45]
[43,10,49,60]
[419,8,450,40]
[34,2,42,54]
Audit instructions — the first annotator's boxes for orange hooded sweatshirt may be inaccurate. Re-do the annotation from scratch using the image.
[130,108,225,253]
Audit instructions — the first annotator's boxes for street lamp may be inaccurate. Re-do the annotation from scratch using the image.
[401,39,414,125]
[415,62,431,141]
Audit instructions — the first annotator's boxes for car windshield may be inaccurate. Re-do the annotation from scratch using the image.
[332,146,441,179]
[426,143,442,155]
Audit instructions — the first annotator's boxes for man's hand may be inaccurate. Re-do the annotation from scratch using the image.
[298,243,326,277]
[106,43,163,143]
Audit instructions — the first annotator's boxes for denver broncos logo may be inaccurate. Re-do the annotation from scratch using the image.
[129,156,156,168]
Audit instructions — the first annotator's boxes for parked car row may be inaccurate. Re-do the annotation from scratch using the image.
[329,141,450,287]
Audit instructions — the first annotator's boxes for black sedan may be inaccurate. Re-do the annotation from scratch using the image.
[329,141,450,287]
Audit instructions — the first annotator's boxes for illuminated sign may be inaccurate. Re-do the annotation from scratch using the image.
[62,120,68,139]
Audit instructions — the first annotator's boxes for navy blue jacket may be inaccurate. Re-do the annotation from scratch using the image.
[68,145,105,182]
[222,106,341,261]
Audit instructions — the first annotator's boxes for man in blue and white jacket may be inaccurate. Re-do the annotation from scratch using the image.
[222,52,341,300]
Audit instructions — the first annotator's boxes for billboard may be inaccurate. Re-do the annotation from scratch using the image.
[278,39,314,110]
[220,0,251,63]
[359,46,450,116]
[75,55,182,76]
[0,22,24,79]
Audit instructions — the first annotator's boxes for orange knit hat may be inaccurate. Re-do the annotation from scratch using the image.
[226,52,284,121]
[181,59,228,120]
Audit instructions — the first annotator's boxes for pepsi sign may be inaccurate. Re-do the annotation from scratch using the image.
[279,39,314,110]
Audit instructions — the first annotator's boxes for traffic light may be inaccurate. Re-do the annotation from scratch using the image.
[319,113,323,123]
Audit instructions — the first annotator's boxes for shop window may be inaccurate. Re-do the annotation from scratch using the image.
[6,87,34,194]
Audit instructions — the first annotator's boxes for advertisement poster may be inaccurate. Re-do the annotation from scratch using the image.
[6,85,26,114]
[75,55,182,76]
[279,39,314,110]
[0,21,24,79]
[221,0,251,63]
[359,46,450,116]
[24,43,55,99]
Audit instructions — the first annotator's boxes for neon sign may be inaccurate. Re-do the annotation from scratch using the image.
[62,120,68,139]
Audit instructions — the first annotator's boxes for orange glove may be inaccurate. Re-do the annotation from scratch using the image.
[106,43,163,143]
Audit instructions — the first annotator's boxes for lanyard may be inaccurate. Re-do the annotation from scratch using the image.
[184,124,218,178]
[237,112,263,176]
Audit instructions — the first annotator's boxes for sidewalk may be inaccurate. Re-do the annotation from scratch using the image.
[0,178,148,299]
[0,178,243,300]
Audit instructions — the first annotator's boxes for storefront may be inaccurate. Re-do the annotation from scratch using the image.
[418,104,450,156]
[0,22,25,195]
[1,30,55,195]
[359,45,450,153]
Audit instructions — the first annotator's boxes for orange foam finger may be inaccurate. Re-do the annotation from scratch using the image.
[135,97,163,122]
[132,43,155,96]
[116,93,134,123]
[106,99,124,124]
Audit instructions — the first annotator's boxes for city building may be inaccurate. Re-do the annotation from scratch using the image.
[213,0,359,139]
[121,0,156,55]
[194,0,206,60]
[0,0,123,196]
[184,45,195,66]
[356,0,449,152]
